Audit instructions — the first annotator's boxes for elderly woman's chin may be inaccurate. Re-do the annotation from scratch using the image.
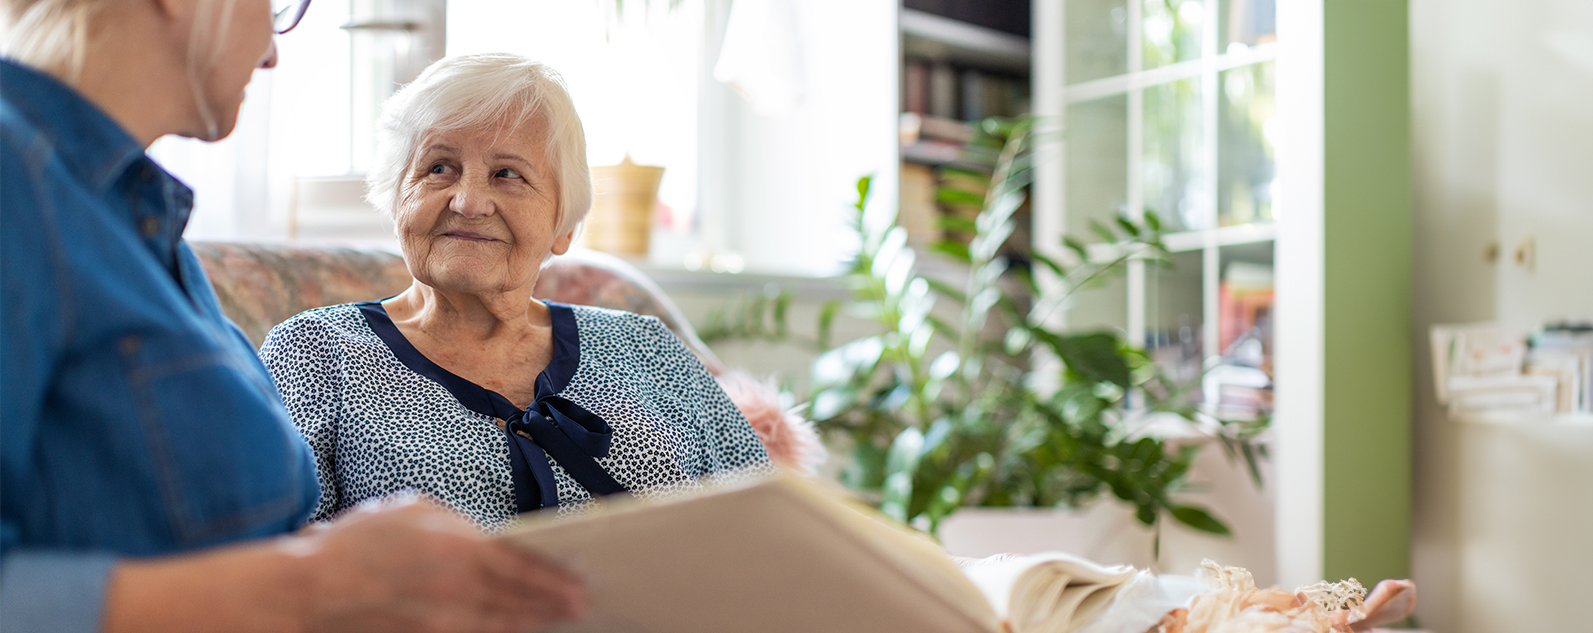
[410,247,524,295]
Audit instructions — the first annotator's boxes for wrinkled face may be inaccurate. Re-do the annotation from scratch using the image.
[394,117,573,297]
[182,0,280,141]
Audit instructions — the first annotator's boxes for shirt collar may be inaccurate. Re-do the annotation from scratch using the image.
[1,58,152,195]
[2,58,197,242]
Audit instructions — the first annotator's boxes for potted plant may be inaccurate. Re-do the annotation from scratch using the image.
[702,117,1270,558]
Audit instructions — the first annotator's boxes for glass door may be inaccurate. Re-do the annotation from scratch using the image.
[1042,0,1278,417]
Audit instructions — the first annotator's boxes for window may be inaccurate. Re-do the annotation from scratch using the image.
[160,0,900,279]
[1035,0,1278,415]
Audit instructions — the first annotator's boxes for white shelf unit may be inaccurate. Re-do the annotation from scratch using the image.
[1032,0,1280,365]
[901,8,1032,73]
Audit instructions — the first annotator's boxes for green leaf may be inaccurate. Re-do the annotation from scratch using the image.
[1143,209,1163,233]
[1088,219,1118,244]
[936,188,986,207]
[855,175,872,211]
[1114,215,1142,238]
[1171,505,1232,536]
[922,278,968,303]
[817,299,841,350]
[884,426,926,476]
[930,240,972,263]
[937,215,979,234]
[1054,332,1133,388]
[937,165,993,184]
[880,427,927,522]
[1061,237,1089,262]
[1030,252,1068,279]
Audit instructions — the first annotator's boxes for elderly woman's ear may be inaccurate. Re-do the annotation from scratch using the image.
[552,228,576,256]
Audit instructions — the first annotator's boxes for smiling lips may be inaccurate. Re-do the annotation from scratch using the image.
[440,230,502,243]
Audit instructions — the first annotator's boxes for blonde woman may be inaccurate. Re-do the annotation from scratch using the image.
[0,1,584,631]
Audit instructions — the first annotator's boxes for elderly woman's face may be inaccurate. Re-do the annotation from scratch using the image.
[394,118,573,297]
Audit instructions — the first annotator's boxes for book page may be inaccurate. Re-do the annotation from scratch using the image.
[499,475,1001,633]
[961,552,1137,633]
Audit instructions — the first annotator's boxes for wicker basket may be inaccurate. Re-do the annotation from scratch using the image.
[586,155,663,256]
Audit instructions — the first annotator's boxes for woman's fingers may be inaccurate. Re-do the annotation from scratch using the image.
[487,545,587,611]
[1351,579,1416,631]
[298,494,587,633]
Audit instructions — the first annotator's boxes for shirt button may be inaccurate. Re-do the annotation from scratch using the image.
[140,217,161,237]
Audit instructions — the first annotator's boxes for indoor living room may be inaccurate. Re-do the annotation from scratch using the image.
[1,0,1587,631]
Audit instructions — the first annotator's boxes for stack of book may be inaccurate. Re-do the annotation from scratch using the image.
[1528,323,1592,414]
[903,58,1029,124]
[1431,322,1592,416]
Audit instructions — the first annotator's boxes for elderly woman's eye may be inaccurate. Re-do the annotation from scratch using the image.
[495,168,523,180]
[428,163,453,175]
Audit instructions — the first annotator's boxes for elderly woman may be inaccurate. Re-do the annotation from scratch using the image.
[260,53,773,529]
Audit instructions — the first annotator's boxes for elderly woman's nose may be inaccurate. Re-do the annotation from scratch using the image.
[447,178,496,218]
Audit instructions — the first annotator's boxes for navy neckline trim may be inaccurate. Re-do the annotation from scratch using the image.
[356,300,581,409]
[357,300,617,512]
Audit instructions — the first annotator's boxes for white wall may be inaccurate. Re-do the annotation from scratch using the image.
[1409,1,1593,630]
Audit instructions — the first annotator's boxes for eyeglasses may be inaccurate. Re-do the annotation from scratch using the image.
[272,0,313,34]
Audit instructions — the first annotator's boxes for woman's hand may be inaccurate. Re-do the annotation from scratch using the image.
[290,494,585,633]
[104,495,585,633]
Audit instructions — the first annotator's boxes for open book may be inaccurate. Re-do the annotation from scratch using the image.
[498,475,1147,633]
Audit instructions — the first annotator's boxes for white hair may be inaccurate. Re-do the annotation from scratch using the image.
[366,53,593,238]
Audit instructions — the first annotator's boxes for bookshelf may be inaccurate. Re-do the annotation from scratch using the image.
[897,2,1033,251]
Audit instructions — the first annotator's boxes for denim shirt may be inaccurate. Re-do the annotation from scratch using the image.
[0,60,319,632]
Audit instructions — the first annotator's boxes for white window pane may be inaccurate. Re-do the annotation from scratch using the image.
[1143,0,1205,69]
[1142,76,1207,231]
[1217,61,1276,227]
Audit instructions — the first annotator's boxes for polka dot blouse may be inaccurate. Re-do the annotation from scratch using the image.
[259,301,774,530]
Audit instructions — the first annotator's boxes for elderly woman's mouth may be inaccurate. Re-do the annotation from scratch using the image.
[440,231,501,243]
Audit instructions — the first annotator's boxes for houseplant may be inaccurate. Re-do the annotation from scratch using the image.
[702,117,1269,545]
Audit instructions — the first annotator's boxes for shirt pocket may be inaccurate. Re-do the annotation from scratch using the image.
[118,332,314,546]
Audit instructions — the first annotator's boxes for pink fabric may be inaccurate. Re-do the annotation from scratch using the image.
[714,371,828,476]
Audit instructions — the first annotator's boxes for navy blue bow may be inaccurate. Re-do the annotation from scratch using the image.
[354,301,620,512]
[491,374,626,512]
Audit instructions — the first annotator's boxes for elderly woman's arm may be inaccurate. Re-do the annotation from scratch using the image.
[101,496,585,633]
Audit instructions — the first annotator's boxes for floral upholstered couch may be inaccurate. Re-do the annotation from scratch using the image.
[190,241,823,474]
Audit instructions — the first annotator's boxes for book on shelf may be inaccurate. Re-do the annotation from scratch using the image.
[961,67,985,121]
[498,476,1173,633]
[904,59,929,115]
[1431,322,1592,416]
[1217,261,1274,360]
[1530,325,1592,413]
[904,57,1028,126]
[929,62,958,120]
[898,161,942,249]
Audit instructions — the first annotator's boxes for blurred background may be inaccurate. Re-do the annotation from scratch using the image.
[154,1,1591,631]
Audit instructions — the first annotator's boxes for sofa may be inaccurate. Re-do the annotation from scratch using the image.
[190,241,823,475]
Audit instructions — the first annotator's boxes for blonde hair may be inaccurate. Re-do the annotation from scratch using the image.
[366,53,593,238]
[1,0,239,139]
[0,0,100,80]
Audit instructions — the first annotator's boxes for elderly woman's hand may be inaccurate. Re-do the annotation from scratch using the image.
[103,495,585,633]
[293,494,586,633]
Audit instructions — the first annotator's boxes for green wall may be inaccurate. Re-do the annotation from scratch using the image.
[1321,0,1414,584]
